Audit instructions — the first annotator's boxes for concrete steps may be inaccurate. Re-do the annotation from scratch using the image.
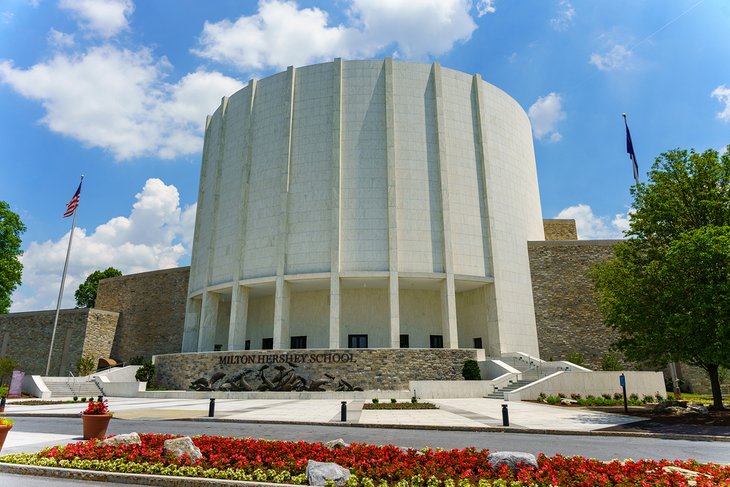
[486,379,534,400]
[42,378,103,399]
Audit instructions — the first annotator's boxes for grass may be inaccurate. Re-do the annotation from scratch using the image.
[673,393,715,404]
[362,402,438,410]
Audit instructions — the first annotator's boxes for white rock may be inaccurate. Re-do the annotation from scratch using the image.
[560,398,577,405]
[163,436,202,461]
[101,432,141,447]
[488,451,538,472]
[325,438,349,449]
[306,459,351,486]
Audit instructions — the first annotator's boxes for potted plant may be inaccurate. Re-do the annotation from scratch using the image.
[0,418,12,452]
[81,398,112,440]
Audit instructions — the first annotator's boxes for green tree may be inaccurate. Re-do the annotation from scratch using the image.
[592,146,730,410]
[74,267,122,308]
[0,202,26,314]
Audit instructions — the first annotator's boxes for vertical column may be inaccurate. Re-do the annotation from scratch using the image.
[198,292,220,351]
[329,59,343,349]
[230,80,257,349]
[472,74,501,355]
[273,66,296,349]
[182,115,213,351]
[182,297,202,352]
[228,285,249,350]
[273,277,290,349]
[432,63,458,348]
[384,57,400,348]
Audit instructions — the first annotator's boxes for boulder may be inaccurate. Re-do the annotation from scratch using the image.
[325,438,349,449]
[306,459,351,486]
[686,404,709,414]
[488,451,538,472]
[560,398,577,405]
[163,436,203,461]
[662,465,711,486]
[101,432,142,447]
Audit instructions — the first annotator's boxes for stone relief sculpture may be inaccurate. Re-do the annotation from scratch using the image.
[189,364,363,392]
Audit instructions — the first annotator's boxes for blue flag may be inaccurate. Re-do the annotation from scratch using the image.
[623,115,639,186]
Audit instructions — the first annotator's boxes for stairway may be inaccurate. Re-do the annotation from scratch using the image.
[41,377,104,399]
[486,379,534,399]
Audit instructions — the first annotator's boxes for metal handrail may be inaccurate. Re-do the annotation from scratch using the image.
[66,371,79,397]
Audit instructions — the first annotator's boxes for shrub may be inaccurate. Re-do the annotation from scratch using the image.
[76,355,96,377]
[73,396,78,402]
[129,355,145,366]
[371,398,379,404]
[655,393,665,402]
[613,392,623,401]
[629,393,639,401]
[135,362,155,383]
[0,357,17,386]
[586,395,595,401]
[565,351,584,366]
[80,397,87,402]
[601,393,611,400]
[461,360,481,381]
[546,395,561,405]
[570,393,581,400]
[390,398,397,404]
[411,396,418,404]
[600,352,622,371]
[557,392,566,398]
[642,394,654,403]
[537,392,547,402]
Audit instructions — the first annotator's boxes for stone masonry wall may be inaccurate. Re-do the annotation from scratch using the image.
[0,308,118,376]
[542,219,577,241]
[528,240,620,370]
[96,267,189,362]
[153,349,479,391]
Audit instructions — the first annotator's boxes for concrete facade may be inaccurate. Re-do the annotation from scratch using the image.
[0,308,118,376]
[184,59,544,358]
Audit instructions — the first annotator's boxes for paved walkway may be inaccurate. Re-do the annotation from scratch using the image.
[1,396,646,454]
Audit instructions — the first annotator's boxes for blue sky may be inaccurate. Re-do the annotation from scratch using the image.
[1,0,729,312]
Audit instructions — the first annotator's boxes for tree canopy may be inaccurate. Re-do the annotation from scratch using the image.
[0,201,26,314]
[74,267,122,308]
[592,146,730,409]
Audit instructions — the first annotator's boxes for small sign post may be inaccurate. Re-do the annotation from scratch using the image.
[619,373,628,414]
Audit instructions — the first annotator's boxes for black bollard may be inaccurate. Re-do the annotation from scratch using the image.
[340,401,347,422]
[209,398,215,417]
[501,403,509,426]
[0,397,5,412]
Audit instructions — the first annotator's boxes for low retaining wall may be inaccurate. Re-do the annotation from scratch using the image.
[153,349,480,391]
[504,371,666,401]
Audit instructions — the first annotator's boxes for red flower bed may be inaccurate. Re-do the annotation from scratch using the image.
[38,434,730,486]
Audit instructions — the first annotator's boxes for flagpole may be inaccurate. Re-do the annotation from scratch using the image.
[45,175,83,377]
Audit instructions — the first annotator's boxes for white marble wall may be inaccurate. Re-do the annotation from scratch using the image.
[185,59,543,358]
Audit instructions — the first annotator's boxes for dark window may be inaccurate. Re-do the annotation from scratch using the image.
[473,337,483,349]
[430,335,443,349]
[213,344,222,352]
[399,334,409,348]
[290,336,307,349]
[262,337,273,350]
[348,334,368,348]
[244,340,250,351]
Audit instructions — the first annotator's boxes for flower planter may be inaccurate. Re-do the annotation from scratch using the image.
[0,423,12,452]
[82,413,111,440]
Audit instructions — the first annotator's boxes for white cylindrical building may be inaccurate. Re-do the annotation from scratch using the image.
[183,58,544,358]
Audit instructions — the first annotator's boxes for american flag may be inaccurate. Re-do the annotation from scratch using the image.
[63,181,82,218]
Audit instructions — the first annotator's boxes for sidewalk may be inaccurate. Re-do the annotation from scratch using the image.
[1,396,654,454]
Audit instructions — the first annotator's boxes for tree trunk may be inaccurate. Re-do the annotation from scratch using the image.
[706,363,725,410]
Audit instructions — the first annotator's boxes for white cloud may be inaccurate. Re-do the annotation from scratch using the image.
[590,44,632,71]
[550,0,575,31]
[0,46,243,160]
[475,0,496,17]
[555,204,629,239]
[193,0,480,72]
[528,92,566,142]
[10,179,197,312]
[711,85,730,122]
[48,28,75,48]
[59,0,134,38]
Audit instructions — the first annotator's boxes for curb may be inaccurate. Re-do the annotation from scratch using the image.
[4,413,729,442]
[0,462,283,487]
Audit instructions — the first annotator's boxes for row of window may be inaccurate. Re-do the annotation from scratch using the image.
[213,335,484,351]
